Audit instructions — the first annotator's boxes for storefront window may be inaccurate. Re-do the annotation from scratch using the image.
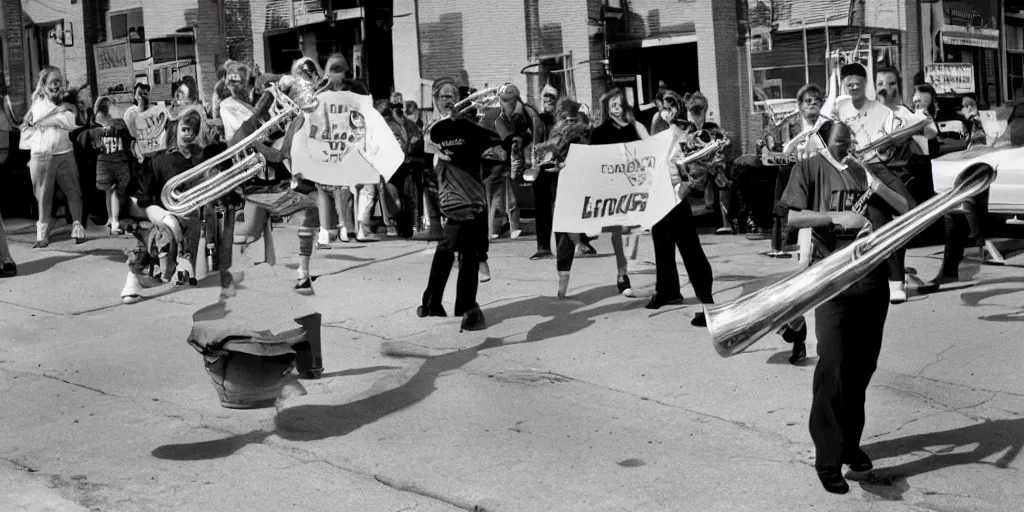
[108,8,145,61]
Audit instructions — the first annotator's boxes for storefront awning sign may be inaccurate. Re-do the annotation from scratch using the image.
[925,63,976,95]
[941,28,999,49]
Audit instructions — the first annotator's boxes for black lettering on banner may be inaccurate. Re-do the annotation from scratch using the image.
[579,193,650,220]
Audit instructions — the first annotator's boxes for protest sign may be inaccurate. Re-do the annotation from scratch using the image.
[94,39,134,97]
[552,131,678,234]
[290,90,404,187]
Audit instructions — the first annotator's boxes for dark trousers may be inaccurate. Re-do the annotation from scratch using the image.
[810,285,889,469]
[533,171,557,251]
[871,164,917,283]
[422,214,489,315]
[772,166,793,252]
[554,232,594,272]
[651,202,714,302]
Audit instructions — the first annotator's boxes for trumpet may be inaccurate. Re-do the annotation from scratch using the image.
[161,83,325,216]
[704,162,997,357]
[424,87,501,133]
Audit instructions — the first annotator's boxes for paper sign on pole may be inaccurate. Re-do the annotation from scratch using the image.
[289,90,405,187]
[552,131,679,234]
[94,39,135,97]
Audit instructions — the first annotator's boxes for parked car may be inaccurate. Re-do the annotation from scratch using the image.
[931,121,1024,223]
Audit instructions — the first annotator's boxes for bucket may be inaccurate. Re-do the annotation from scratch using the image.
[203,351,301,409]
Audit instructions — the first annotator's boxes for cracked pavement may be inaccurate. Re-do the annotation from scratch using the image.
[1,218,1022,512]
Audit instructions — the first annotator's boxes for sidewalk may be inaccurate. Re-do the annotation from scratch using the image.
[1,216,1022,512]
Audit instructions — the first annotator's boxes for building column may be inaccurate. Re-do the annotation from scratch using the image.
[1,0,28,113]
[707,0,744,158]
[587,0,608,111]
[902,0,923,102]
[196,0,254,102]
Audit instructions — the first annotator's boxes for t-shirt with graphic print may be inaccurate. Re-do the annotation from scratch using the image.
[429,116,502,221]
[779,153,890,291]
[78,120,133,167]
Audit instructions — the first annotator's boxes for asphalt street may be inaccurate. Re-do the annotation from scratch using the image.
[1,217,1022,512]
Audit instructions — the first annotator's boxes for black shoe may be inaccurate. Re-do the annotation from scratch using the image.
[816,466,850,494]
[782,323,807,344]
[294,277,314,295]
[617,275,632,295]
[416,305,448,318]
[460,306,486,332]
[843,449,873,472]
[578,243,597,256]
[789,341,807,365]
[32,240,48,249]
[646,293,684,310]
[529,249,554,260]
[691,311,707,327]
[0,262,16,278]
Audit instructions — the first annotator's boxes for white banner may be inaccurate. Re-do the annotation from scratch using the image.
[289,90,404,187]
[552,132,679,234]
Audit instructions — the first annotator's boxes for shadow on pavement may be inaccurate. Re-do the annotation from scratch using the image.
[151,286,649,460]
[318,366,401,379]
[854,418,1024,500]
[11,254,83,276]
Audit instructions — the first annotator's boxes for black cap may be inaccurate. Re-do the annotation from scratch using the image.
[841,63,867,80]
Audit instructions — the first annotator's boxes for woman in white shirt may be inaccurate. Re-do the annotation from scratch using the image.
[20,66,85,247]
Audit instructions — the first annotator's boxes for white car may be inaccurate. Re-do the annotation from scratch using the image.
[931,132,1024,221]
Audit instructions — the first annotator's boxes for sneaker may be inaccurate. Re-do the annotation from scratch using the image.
[0,262,16,278]
[71,221,86,244]
[479,261,491,283]
[33,222,49,248]
[318,227,331,247]
[338,226,350,242]
[889,280,907,304]
[510,229,523,239]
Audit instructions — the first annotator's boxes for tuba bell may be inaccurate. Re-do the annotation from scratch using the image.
[704,161,996,357]
[160,81,327,216]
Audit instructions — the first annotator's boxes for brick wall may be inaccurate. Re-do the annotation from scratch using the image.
[537,0,592,111]
[416,0,529,96]
[1,0,27,113]
[863,0,908,31]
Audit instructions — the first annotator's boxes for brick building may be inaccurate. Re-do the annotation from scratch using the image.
[394,0,750,149]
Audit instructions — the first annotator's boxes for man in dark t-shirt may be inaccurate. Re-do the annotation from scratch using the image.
[418,93,503,332]
[778,150,896,495]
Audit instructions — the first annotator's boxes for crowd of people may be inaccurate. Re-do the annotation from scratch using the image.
[0,51,1009,496]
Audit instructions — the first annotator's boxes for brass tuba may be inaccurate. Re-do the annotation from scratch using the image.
[160,82,326,216]
[424,86,501,133]
[704,161,996,357]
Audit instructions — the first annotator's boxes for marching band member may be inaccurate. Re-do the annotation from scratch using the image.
[531,97,595,297]
[645,89,715,326]
[314,54,362,246]
[779,123,898,495]
[586,88,648,298]
[229,80,319,295]
[417,77,502,331]
[682,92,734,235]
[868,65,933,301]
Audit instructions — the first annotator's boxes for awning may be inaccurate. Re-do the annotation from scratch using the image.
[941,28,999,49]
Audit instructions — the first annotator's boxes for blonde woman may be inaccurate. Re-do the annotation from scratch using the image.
[21,66,85,247]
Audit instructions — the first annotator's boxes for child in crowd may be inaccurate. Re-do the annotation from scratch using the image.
[78,97,134,235]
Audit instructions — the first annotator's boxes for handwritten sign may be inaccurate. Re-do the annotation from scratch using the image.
[132,106,170,156]
[289,90,404,187]
[552,131,678,233]
[94,39,134,97]
[925,63,976,95]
